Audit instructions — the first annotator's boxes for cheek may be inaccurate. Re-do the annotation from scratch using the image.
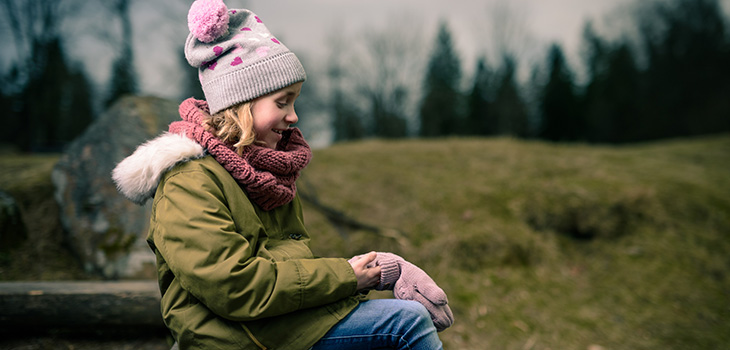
[252,121,270,140]
[252,109,277,136]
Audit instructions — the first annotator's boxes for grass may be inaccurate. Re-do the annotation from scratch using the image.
[1,134,729,349]
[300,134,730,350]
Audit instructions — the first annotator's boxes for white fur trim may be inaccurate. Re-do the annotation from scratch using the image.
[112,133,205,205]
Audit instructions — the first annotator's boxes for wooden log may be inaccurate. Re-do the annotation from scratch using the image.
[0,281,165,329]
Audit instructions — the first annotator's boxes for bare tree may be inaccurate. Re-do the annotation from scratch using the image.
[488,0,535,62]
[335,14,427,138]
[0,0,78,91]
[479,0,544,80]
[326,28,366,141]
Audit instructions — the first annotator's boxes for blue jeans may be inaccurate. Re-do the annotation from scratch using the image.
[311,299,444,350]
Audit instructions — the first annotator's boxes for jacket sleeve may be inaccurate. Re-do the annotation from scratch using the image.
[151,167,358,322]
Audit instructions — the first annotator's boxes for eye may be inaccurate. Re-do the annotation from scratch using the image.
[276,101,287,108]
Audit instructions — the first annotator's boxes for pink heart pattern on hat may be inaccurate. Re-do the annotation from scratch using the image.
[231,57,243,66]
[256,46,270,57]
[271,38,280,44]
[214,46,223,56]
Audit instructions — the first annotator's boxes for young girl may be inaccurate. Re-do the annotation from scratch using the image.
[113,1,452,349]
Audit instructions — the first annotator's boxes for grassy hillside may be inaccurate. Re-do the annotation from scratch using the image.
[300,135,730,350]
[1,135,728,349]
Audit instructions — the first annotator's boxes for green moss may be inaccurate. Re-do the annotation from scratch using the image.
[0,154,59,206]
[99,225,137,257]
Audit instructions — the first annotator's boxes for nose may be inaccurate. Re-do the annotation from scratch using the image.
[286,108,298,125]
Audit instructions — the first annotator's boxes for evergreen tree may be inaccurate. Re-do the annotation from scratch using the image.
[106,54,138,107]
[419,22,462,137]
[372,86,408,138]
[539,44,581,142]
[331,90,365,141]
[640,0,730,139]
[12,38,94,151]
[492,56,529,137]
[525,65,544,138]
[327,40,366,142]
[582,23,641,144]
[62,66,94,144]
[465,57,494,135]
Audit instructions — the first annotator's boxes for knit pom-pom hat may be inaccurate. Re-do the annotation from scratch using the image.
[185,0,306,114]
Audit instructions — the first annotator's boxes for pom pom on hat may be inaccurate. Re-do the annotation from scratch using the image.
[188,0,230,43]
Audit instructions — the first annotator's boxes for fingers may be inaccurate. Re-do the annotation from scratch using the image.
[367,265,382,281]
[351,251,381,290]
[362,253,382,281]
[350,251,376,269]
[357,267,380,290]
[361,251,378,266]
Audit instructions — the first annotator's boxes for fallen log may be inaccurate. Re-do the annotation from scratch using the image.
[0,280,165,330]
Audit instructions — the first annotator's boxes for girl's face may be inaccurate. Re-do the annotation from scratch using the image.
[251,82,303,149]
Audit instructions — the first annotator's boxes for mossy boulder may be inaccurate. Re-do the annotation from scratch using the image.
[52,96,179,279]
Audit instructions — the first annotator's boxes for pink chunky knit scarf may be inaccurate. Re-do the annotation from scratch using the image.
[169,98,312,211]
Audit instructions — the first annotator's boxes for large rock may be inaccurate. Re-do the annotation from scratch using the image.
[52,96,179,279]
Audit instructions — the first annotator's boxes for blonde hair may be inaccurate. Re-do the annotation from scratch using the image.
[203,102,257,155]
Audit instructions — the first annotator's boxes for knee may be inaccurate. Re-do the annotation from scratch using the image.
[392,300,441,347]
[396,300,431,324]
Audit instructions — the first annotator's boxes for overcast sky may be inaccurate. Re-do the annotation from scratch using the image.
[247,0,638,70]
[6,0,729,100]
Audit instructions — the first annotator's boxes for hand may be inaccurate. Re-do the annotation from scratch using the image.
[348,251,381,291]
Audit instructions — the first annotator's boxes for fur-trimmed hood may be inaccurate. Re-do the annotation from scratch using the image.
[112,133,205,205]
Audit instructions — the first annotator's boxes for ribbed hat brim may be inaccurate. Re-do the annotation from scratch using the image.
[203,52,306,114]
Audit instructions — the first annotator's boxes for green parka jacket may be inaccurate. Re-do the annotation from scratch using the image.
[113,133,360,349]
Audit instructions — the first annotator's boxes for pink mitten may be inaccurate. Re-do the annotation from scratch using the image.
[352,252,454,331]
